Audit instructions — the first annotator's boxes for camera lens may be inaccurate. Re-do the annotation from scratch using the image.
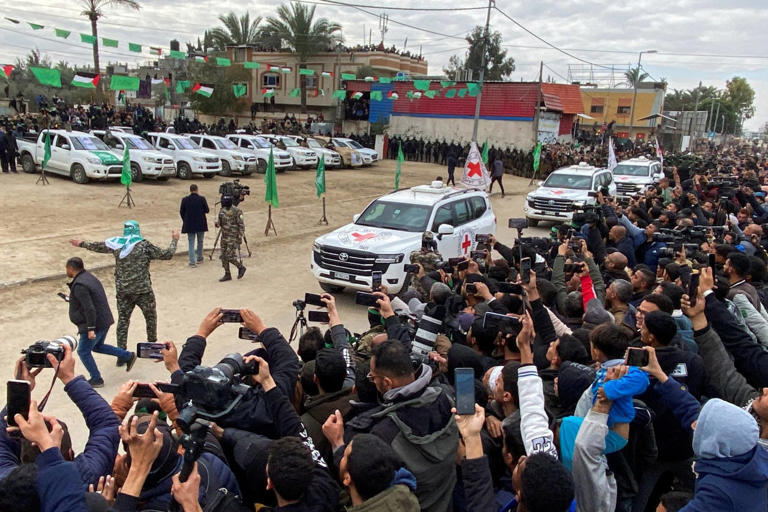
[54,335,78,351]
[215,353,247,380]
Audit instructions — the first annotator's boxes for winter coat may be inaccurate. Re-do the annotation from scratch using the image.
[179,193,209,233]
[350,469,420,512]
[68,269,114,333]
[36,448,87,512]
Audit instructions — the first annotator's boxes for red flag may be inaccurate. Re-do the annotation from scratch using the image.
[164,77,170,87]
[1,65,13,79]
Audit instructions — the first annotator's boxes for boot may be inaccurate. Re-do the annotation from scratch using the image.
[237,265,247,279]
[219,272,232,282]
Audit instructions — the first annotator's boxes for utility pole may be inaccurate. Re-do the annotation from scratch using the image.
[378,13,388,45]
[714,100,721,134]
[533,61,543,147]
[691,81,701,138]
[471,0,494,143]
[707,97,715,133]
[628,49,657,140]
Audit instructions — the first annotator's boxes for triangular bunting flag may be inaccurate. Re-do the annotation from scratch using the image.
[28,23,44,30]
[55,28,71,38]
[444,89,457,99]
[80,33,96,45]
[332,89,346,100]
[466,82,481,96]
[289,88,300,97]
[128,42,141,52]
[72,71,100,88]
[299,68,315,76]
[370,90,383,101]
[424,90,437,99]
[216,57,231,67]
[458,88,468,97]
[364,76,374,82]
[169,50,185,59]
[1,65,13,79]
[110,75,139,91]
[351,91,363,100]
[440,80,456,88]
[233,84,247,98]
[378,77,391,84]
[341,73,356,80]
[243,61,259,69]
[192,83,214,97]
[30,67,61,88]
[102,38,118,48]
[413,80,431,91]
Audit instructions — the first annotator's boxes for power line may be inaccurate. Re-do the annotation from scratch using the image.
[313,0,487,11]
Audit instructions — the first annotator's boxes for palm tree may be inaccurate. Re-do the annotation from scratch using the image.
[81,0,141,97]
[624,66,649,87]
[209,12,263,50]
[261,2,342,110]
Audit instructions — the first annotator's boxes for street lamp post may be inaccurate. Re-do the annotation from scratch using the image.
[628,49,657,140]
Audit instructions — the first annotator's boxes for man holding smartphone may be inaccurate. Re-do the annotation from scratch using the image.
[65,257,136,387]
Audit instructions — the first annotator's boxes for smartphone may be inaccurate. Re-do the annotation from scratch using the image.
[688,272,700,307]
[625,348,649,367]
[470,250,487,260]
[708,253,716,270]
[355,291,379,307]
[457,260,470,272]
[137,342,165,360]
[308,310,331,323]
[563,263,583,273]
[404,264,420,274]
[6,380,30,428]
[482,311,520,329]
[220,309,242,323]
[497,282,523,295]
[475,234,491,244]
[304,293,325,308]
[448,257,465,268]
[520,257,532,284]
[371,271,382,292]
[508,218,528,230]
[133,383,157,399]
[465,283,477,294]
[57,292,69,302]
[238,327,259,341]
[454,368,476,415]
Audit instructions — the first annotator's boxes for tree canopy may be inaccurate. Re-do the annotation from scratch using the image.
[209,12,263,50]
[443,26,515,81]
[663,77,756,134]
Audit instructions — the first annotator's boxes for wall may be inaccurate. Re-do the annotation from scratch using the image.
[386,116,534,148]
[580,87,665,133]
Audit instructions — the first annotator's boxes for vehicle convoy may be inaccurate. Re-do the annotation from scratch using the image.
[91,130,176,182]
[523,162,616,226]
[225,134,293,173]
[313,136,363,168]
[146,132,221,179]
[261,134,318,169]
[311,181,496,293]
[611,156,664,198]
[187,134,257,177]
[285,135,342,168]
[17,129,125,184]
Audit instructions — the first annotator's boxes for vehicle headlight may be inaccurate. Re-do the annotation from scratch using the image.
[233,155,244,161]
[375,253,404,264]
[86,156,102,164]
[313,243,322,253]
[193,156,205,162]
[142,156,156,163]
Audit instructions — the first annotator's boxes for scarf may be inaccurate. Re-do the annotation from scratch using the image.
[105,220,144,259]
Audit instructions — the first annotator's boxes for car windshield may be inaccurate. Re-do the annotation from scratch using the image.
[245,137,270,149]
[215,138,237,149]
[124,136,153,150]
[356,200,431,232]
[543,173,592,190]
[174,138,199,150]
[71,136,110,151]
[346,140,363,149]
[306,139,323,149]
[332,140,348,148]
[281,138,299,147]
[613,164,650,177]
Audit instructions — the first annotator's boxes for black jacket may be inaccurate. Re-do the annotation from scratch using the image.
[67,270,114,333]
[180,193,209,233]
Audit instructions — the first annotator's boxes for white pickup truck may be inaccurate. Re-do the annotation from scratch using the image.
[226,134,294,173]
[91,130,176,182]
[187,134,258,177]
[17,129,124,184]
[146,132,221,179]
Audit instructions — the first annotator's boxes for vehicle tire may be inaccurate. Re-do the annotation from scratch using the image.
[526,218,539,227]
[156,177,169,182]
[220,160,232,176]
[257,159,267,174]
[339,156,347,169]
[320,283,344,293]
[71,164,88,184]
[203,173,215,179]
[177,162,192,180]
[130,162,143,183]
[21,153,36,173]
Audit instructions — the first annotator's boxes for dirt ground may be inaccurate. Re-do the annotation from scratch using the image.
[0,160,547,449]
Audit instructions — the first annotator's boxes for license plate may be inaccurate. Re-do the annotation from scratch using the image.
[332,271,349,281]
[543,211,555,216]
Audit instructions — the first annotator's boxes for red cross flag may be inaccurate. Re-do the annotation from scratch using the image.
[461,141,491,190]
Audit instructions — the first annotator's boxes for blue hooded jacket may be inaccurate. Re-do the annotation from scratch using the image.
[682,399,768,511]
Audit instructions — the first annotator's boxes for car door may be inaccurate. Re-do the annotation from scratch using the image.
[50,134,70,173]
[467,195,494,237]
[432,202,461,257]
[155,136,175,160]
[604,171,617,195]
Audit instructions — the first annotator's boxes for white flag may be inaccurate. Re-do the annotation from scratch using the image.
[655,136,664,166]
[607,137,618,172]
[461,141,492,190]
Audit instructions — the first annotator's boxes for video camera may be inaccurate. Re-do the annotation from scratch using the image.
[219,179,250,206]
[22,336,77,368]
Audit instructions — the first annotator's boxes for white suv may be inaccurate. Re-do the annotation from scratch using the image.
[226,134,294,173]
[311,181,496,293]
[146,132,221,179]
[524,162,616,226]
[335,138,378,165]
[262,134,318,169]
[187,134,257,177]
[612,156,664,199]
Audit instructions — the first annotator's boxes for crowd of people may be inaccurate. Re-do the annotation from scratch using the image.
[2,138,768,511]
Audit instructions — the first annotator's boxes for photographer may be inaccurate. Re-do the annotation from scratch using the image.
[173,308,300,436]
[0,344,120,488]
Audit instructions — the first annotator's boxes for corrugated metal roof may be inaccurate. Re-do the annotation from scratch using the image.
[542,92,563,112]
[542,83,584,115]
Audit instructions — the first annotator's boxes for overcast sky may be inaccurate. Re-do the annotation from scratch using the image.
[3,0,767,131]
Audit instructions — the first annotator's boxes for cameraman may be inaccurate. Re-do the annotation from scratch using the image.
[0,344,120,488]
[172,308,300,436]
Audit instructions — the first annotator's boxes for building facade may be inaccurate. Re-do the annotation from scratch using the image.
[579,83,666,140]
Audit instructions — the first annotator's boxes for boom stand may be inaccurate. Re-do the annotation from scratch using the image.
[36,167,50,185]
[118,186,135,208]
[208,199,252,260]
[264,204,277,236]
[318,196,328,225]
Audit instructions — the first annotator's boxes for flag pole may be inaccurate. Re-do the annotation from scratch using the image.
[36,129,50,185]
[264,205,278,236]
[318,196,328,225]
[118,185,135,208]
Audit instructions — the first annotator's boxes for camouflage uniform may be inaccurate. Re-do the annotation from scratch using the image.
[218,205,246,279]
[408,232,443,300]
[80,238,177,349]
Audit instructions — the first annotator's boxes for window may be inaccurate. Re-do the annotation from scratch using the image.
[617,105,631,114]
[590,105,604,114]
[263,74,280,87]
[303,75,317,88]
[55,135,70,149]
[469,196,487,220]
[158,138,173,149]
[432,205,453,231]
[234,48,247,62]
[202,139,216,150]
[356,201,431,232]
[452,200,471,226]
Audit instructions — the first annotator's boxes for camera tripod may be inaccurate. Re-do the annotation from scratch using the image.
[208,198,252,260]
[289,300,308,342]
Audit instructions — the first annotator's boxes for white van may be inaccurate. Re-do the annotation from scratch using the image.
[612,156,664,198]
[524,162,616,226]
[146,132,221,179]
[311,181,496,293]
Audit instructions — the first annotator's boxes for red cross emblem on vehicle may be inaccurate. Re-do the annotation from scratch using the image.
[351,232,376,242]
[461,233,472,255]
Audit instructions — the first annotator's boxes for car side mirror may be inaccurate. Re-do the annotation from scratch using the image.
[61,144,70,150]
[537,180,543,186]
[246,144,253,149]
[353,214,360,222]
[587,191,598,198]
[436,224,454,240]
[167,146,175,150]
[115,143,124,149]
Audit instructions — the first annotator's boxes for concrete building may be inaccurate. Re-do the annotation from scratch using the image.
[579,83,666,140]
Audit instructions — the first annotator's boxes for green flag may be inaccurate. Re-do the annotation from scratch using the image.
[395,143,403,190]
[243,61,259,69]
[28,23,44,30]
[264,148,279,207]
[341,73,356,80]
[216,57,231,66]
[424,90,437,99]
[289,88,300,97]
[55,28,71,38]
[532,142,542,173]
[444,89,456,99]
[413,79,431,91]
[481,141,489,165]
[315,155,326,197]
[80,33,96,45]
[466,82,481,96]
[299,68,314,76]
[233,84,247,98]
[102,38,118,48]
[370,90,383,101]
[30,67,61,87]
[332,89,346,100]
[42,130,51,170]
[121,144,132,187]
[440,80,456,88]
[128,42,141,52]
[378,77,392,84]
[110,75,139,91]
[458,88,468,98]
[176,80,190,93]
[170,50,186,59]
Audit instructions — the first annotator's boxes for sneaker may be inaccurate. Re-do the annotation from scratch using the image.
[237,266,247,279]
[219,273,232,282]
[116,358,126,367]
[88,378,104,388]
[189,263,197,267]
[124,352,138,372]
[197,258,204,263]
